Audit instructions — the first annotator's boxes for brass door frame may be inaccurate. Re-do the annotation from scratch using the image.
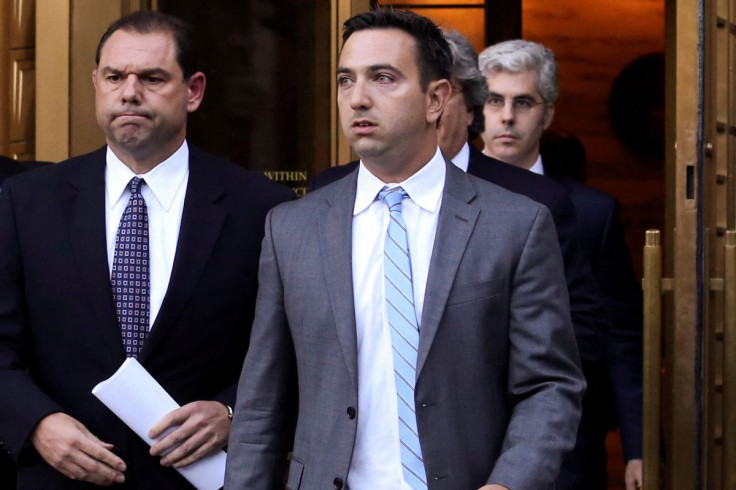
[653,0,702,487]
[649,0,736,487]
[1,0,37,160]
[702,0,736,488]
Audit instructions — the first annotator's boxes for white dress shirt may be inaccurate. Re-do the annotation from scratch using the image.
[449,141,471,172]
[105,142,189,330]
[347,147,446,489]
[528,154,544,175]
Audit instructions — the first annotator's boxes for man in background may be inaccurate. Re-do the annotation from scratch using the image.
[0,11,293,488]
[479,39,643,490]
[226,9,584,489]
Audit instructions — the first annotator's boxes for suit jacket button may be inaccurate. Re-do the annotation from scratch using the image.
[333,477,344,489]
[346,406,356,419]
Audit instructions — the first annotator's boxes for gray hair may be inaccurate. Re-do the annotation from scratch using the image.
[442,30,488,139]
[478,39,559,103]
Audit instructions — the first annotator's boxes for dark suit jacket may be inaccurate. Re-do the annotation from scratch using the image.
[309,146,608,362]
[0,156,51,191]
[0,145,295,489]
[0,156,51,490]
[549,173,643,461]
[227,161,585,489]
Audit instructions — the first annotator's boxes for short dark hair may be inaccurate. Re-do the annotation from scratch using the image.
[342,8,452,91]
[95,10,198,80]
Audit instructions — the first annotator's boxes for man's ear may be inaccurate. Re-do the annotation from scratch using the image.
[543,102,555,130]
[92,69,98,89]
[426,78,452,125]
[186,72,207,113]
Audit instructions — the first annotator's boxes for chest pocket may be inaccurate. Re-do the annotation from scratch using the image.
[445,275,505,307]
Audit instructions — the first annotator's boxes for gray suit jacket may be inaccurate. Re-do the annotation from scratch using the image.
[226,162,585,489]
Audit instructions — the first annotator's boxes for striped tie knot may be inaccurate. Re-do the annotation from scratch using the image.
[379,186,408,211]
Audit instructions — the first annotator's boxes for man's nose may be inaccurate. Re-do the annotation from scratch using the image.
[501,99,515,124]
[121,75,141,104]
[349,79,371,110]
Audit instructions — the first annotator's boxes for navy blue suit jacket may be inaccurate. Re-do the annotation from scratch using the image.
[549,173,643,461]
[0,145,295,489]
[0,156,50,192]
[0,155,51,490]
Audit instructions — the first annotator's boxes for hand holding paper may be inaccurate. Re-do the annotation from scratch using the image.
[92,358,226,490]
[149,400,231,468]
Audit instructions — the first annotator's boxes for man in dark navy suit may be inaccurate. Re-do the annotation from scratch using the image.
[0,155,51,490]
[0,11,293,489]
[478,39,643,490]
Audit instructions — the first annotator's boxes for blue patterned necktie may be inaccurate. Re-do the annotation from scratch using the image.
[111,177,150,358]
[378,186,427,489]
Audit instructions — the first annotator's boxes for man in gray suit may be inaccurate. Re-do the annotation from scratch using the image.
[226,9,585,490]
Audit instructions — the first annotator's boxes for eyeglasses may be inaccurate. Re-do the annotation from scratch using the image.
[485,95,545,115]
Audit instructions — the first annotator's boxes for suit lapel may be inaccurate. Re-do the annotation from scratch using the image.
[139,149,227,360]
[317,171,359,390]
[416,162,479,377]
[61,148,126,360]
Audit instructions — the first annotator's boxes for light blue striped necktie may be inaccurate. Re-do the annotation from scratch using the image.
[378,186,427,489]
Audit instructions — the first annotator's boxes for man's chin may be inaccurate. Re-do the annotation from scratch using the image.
[351,142,384,161]
[489,145,521,162]
[112,131,150,151]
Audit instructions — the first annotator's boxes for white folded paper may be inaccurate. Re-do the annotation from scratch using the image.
[92,357,225,490]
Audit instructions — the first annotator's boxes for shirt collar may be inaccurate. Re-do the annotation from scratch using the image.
[449,142,470,172]
[529,154,544,175]
[354,146,446,215]
[106,141,190,211]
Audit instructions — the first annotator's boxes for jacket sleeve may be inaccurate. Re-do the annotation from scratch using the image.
[224,209,298,489]
[595,200,643,461]
[0,180,65,462]
[488,206,586,488]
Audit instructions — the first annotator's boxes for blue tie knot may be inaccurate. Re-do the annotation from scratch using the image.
[378,186,408,211]
[129,177,145,197]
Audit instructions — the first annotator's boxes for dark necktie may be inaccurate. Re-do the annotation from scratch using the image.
[111,176,150,358]
[378,186,427,489]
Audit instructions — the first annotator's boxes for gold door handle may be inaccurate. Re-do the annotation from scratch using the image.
[643,229,666,489]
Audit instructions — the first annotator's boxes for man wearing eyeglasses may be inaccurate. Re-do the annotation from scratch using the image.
[479,40,644,490]
[479,40,555,172]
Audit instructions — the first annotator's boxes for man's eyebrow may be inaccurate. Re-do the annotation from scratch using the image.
[138,68,173,78]
[488,91,536,99]
[367,64,398,72]
[98,66,122,75]
[336,64,403,76]
[367,64,403,77]
[98,66,172,78]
